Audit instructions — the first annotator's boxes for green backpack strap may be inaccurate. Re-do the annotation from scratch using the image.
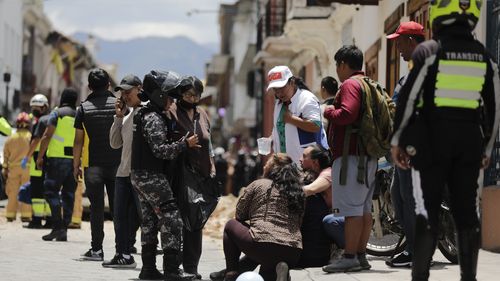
[340,125,352,186]
[339,76,369,186]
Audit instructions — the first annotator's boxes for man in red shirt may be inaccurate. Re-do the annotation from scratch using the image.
[323,45,377,273]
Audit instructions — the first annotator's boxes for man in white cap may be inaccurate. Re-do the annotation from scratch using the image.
[266,65,328,164]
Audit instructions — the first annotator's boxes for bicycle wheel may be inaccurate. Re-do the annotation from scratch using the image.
[438,208,458,264]
[367,198,407,256]
[367,233,407,256]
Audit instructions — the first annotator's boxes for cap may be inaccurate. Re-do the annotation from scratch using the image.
[267,66,293,91]
[114,74,142,92]
[386,21,425,40]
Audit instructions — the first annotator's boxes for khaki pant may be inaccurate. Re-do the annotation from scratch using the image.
[71,179,84,225]
[5,166,31,220]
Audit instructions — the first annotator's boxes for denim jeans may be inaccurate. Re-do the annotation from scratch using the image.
[390,166,415,254]
[84,166,117,250]
[114,176,141,254]
[322,214,346,248]
[44,158,77,229]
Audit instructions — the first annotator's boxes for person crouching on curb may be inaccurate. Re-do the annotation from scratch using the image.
[222,153,305,281]
[131,70,199,281]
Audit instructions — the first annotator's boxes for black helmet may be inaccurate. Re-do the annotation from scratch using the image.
[142,70,182,108]
[178,75,204,96]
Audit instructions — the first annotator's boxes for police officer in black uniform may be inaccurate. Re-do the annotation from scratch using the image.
[131,70,199,281]
[390,1,500,280]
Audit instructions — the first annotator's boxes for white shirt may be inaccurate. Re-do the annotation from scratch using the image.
[271,88,329,163]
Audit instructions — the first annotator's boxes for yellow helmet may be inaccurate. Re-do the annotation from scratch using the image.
[429,0,482,31]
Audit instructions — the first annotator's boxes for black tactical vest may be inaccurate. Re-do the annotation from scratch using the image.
[131,105,167,173]
[80,90,121,167]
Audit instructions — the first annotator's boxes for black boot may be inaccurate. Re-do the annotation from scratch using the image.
[42,229,67,241]
[43,217,53,229]
[138,244,163,280]
[412,215,437,281]
[457,228,480,281]
[164,250,195,281]
[25,217,43,229]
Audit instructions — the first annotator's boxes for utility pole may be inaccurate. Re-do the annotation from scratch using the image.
[3,71,11,119]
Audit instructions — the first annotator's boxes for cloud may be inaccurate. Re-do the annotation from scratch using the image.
[43,0,228,44]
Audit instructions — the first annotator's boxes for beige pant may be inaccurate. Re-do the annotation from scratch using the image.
[71,179,84,225]
[5,166,31,220]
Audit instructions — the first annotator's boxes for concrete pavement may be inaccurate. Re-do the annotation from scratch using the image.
[1,205,500,280]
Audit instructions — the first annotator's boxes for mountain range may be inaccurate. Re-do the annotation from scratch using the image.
[72,32,217,81]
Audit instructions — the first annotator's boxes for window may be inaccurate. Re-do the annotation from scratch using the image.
[408,0,431,39]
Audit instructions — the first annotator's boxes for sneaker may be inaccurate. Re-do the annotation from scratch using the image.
[81,248,104,261]
[322,256,362,273]
[209,269,226,281]
[276,262,290,281]
[102,254,136,268]
[357,253,372,270]
[386,251,412,268]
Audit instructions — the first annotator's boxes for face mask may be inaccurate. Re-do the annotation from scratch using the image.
[178,99,198,109]
[32,110,42,118]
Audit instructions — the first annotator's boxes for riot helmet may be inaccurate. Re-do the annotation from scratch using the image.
[142,70,182,109]
[430,0,482,32]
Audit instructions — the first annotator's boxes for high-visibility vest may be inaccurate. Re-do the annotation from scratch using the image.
[29,143,43,177]
[434,59,486,109]
[0,116,11,136]
[47,116,75,159]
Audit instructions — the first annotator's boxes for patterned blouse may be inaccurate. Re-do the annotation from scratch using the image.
[236,178,303,249]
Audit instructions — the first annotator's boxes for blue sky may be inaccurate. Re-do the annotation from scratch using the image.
[43,0,233,44]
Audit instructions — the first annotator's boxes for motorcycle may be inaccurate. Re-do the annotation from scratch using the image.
[366,159,458,264]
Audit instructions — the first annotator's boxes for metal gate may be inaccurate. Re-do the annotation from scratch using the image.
[484,0,500,186]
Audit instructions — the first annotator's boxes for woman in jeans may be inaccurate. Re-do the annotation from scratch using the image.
[223,153,305,281]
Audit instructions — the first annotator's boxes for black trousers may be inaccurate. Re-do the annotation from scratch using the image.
[84,166,117,251]
[182,227,203,274]
[411,118,482,281]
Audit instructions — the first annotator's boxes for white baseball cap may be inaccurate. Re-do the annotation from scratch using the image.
[267,65,293,91]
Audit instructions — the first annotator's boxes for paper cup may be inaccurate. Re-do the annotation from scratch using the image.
[257,137,272,155]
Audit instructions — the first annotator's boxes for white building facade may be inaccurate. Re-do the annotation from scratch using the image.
[0,0,23,120]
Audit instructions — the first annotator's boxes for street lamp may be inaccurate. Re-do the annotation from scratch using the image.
[3,72,11,118]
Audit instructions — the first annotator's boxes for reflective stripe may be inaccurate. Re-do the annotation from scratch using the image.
[32,198,45,217]
[52,134,64,143]
[485,59,500,157]
[435,89,481,100]
[412,168,428,219]
[438,64,487,77]
[439,60,487,70]
[434,97,480,109]
[436,73,485,92]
